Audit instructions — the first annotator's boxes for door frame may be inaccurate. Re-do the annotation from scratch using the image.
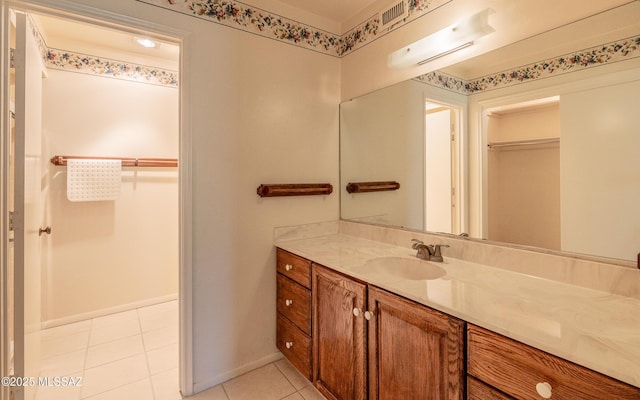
[0,0,194,397]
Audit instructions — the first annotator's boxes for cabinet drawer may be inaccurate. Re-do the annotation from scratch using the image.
[277,249,311,289]
[277,274,311,335]
[468,324,640,400]
[277,313,312,380]
[467,376,514,400]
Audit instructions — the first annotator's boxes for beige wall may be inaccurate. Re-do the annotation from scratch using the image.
[487,105,560,249]
[41,69,179,324]
[29,0,341,391]
[561,80,640,261]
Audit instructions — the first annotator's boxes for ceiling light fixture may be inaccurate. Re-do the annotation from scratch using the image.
[388,8,495,68]
[135,37,157,48]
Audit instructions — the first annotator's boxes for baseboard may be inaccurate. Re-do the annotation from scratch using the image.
[192,351,284,394]
[41,293,178,329]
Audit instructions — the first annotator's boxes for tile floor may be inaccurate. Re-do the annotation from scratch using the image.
[36,300,179,400]
[35,300,326,400]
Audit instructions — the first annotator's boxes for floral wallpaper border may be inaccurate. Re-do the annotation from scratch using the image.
[415,35,640,95]
[29,15,178,87]
[137,0,450,57]
[44,48,179,87]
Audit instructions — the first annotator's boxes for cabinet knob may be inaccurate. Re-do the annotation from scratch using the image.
[285,299,293,306]
[535,382,552,399]
[353,308,362,317]
[285,341,293,349]
[364,311,374,320]
[285,264,293,271]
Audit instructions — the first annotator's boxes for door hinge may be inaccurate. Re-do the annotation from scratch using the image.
[9,211,14,231]
[10,48,15,68]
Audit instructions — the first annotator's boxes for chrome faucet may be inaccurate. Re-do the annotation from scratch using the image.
[412,239,431,260]
[411,239,450,262]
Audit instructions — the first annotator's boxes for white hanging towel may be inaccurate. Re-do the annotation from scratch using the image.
[66,159,122,202]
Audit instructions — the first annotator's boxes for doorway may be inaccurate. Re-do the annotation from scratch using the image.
[1,3,190,400]
[424,100,461,235]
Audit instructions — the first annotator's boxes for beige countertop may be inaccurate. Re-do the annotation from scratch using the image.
[276,233,640,389]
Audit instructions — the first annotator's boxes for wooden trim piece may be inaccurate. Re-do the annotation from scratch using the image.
[257,183,333,197]
[50,155,178,167]
[345,181,400,194]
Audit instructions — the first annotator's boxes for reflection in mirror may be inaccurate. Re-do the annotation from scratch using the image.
[486,97,561,251]
[340,2,640,264]
[340,80,464,233]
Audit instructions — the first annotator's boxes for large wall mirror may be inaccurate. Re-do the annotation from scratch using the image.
[340,2,640,264]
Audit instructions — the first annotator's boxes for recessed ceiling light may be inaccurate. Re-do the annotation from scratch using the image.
[135,38,157,48]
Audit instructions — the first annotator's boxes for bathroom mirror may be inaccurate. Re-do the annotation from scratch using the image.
[340,2,640,264]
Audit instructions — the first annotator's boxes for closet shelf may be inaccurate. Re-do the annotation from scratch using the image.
[487,138,559,150]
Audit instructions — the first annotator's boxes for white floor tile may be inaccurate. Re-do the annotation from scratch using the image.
[282,394,304,400]
[142,325,178,351]
[137,300,177,319]
[40,350,85,378]
[222,363,296,400]
[35,383,82,400]
[91,310,139,331]
[80,354,149,398]
[151,368,182,400]
[85,335,144,369]
[299,385,327,400]
[146,343,178,375]
[82,378,153,400]
[274,358,310,391]
[40,320,91,342]
[88,318,140,346]
[41,330,90,359]
[139,309,178,333]
[187,384,228,400]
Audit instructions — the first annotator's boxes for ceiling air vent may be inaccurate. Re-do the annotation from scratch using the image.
[379,1,408,28]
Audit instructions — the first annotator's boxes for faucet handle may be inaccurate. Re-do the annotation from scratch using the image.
[430,244,450,262]
[411,239,424,249]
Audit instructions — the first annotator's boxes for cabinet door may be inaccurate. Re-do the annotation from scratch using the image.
[312,264,367,400]
[368,286,465,400]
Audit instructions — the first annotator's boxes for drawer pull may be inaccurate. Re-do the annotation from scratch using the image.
[285,299,293,306]
[353,308,362,317]
[285,341,293,349]
[535,382,552,399]
[364,310,374,320]
[285,264,293,271]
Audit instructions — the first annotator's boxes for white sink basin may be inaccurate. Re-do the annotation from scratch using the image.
[352,256,446,281]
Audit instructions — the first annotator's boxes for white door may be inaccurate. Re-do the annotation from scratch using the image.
[13,12,45,400]
[425,107,453,233]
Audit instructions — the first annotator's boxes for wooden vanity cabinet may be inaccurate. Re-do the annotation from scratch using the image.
[276,249,313,379]
[368,286,465,400]
[312,263,465,400]
[467,324,640,400]
[312,264,368,400]
[278,248,640,400]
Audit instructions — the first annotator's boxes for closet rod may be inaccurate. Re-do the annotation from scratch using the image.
[487,138,559,149]
[50,155,178,167]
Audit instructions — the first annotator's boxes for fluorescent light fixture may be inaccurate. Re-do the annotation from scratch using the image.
[135,37,157,48]
[389,8,495,68]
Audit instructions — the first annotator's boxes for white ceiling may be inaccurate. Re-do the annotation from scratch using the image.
[33,13,180,70]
